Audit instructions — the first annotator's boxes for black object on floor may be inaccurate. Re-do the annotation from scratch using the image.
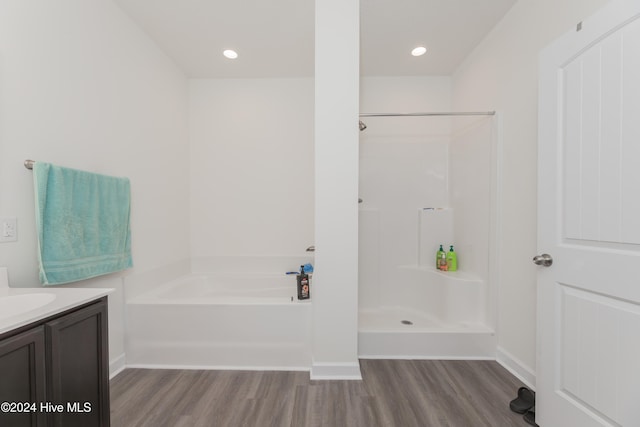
[509,386,535,414]
[523,407,538,426]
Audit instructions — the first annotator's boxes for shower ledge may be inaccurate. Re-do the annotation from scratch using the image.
[397,265,483,282]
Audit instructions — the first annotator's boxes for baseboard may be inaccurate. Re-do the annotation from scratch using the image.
[359,354,494,361]
[109,353,127,379]
[125,363,310,372]
[112,351,532,387]
[495,346,536,390]
[310,361,362,380]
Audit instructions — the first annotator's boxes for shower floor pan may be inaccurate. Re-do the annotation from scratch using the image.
[358,306,495,359]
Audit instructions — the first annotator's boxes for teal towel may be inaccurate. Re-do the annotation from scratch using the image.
[33,162,133,285]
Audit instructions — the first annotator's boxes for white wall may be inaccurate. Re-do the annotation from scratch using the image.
[0,0,190,373]
[359,76,451,309]
[451,0,611,382]
[189,78,314,259]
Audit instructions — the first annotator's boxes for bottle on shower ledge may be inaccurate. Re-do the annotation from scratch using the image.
[446,245,458,272]
[436,244,446,269]
[297,265,310,300]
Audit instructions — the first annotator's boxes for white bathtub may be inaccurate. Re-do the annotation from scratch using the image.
[125,267,312,370]
[135,273,299,303]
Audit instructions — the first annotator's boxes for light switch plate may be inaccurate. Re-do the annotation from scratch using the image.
[0,217,17,243]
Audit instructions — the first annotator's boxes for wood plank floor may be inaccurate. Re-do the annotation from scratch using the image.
[110,360,529,427]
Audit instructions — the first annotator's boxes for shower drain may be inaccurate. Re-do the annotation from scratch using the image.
[401,320,413,325]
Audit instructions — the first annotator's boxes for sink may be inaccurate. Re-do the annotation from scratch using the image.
[0,293,57,320]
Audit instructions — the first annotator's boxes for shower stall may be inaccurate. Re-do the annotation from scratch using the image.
[357,77,498,358]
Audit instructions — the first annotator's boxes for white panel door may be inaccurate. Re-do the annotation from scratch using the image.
[538,1,640,426]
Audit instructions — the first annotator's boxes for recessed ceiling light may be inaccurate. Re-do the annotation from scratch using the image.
[411,46,427,57]
[223,49,238,59]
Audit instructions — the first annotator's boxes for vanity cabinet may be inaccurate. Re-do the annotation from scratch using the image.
[0,327,47,426]
[0,297,109,427]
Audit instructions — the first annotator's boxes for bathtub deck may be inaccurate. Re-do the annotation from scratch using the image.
[110,359,527,427]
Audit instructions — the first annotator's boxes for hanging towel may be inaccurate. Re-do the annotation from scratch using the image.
[33,162,133,285]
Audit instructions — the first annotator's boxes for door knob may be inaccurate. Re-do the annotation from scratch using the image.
[533,254,553,267]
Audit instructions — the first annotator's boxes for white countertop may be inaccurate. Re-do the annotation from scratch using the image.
[0,285,114,335]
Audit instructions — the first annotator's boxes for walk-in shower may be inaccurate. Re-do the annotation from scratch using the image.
[357,97,498,359]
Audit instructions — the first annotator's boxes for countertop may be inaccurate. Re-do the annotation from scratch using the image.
[0,275,114,335]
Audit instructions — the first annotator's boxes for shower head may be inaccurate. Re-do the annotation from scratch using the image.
[359,120,367,131]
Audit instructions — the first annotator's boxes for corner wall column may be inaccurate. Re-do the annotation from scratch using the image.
[311,0,361,379]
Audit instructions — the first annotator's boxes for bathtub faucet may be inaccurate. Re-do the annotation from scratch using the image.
[305,245,315,252]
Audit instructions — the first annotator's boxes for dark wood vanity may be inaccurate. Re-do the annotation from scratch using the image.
[0,297,110,427]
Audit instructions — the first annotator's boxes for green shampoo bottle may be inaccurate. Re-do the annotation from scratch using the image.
[446,245,458,271]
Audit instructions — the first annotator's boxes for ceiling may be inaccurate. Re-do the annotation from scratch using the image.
[113,0,516,78]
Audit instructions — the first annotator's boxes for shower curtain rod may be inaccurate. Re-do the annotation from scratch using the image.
[359,111,495,117]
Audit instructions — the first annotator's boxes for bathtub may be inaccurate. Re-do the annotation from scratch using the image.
[358,265,496,359]
[137,273,299,303]
[125,266,312,370]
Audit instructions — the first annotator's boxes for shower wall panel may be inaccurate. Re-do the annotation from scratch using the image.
[359,76,452,310]
[450,117,494,281]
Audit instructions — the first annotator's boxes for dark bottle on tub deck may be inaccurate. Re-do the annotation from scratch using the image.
[297,265,310,300]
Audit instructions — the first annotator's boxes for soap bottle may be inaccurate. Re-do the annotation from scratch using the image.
[297,265,310,300]
[436,245,445,269]
[446,245,458,272]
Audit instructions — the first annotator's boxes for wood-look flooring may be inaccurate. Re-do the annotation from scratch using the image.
[110,359,529,427]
